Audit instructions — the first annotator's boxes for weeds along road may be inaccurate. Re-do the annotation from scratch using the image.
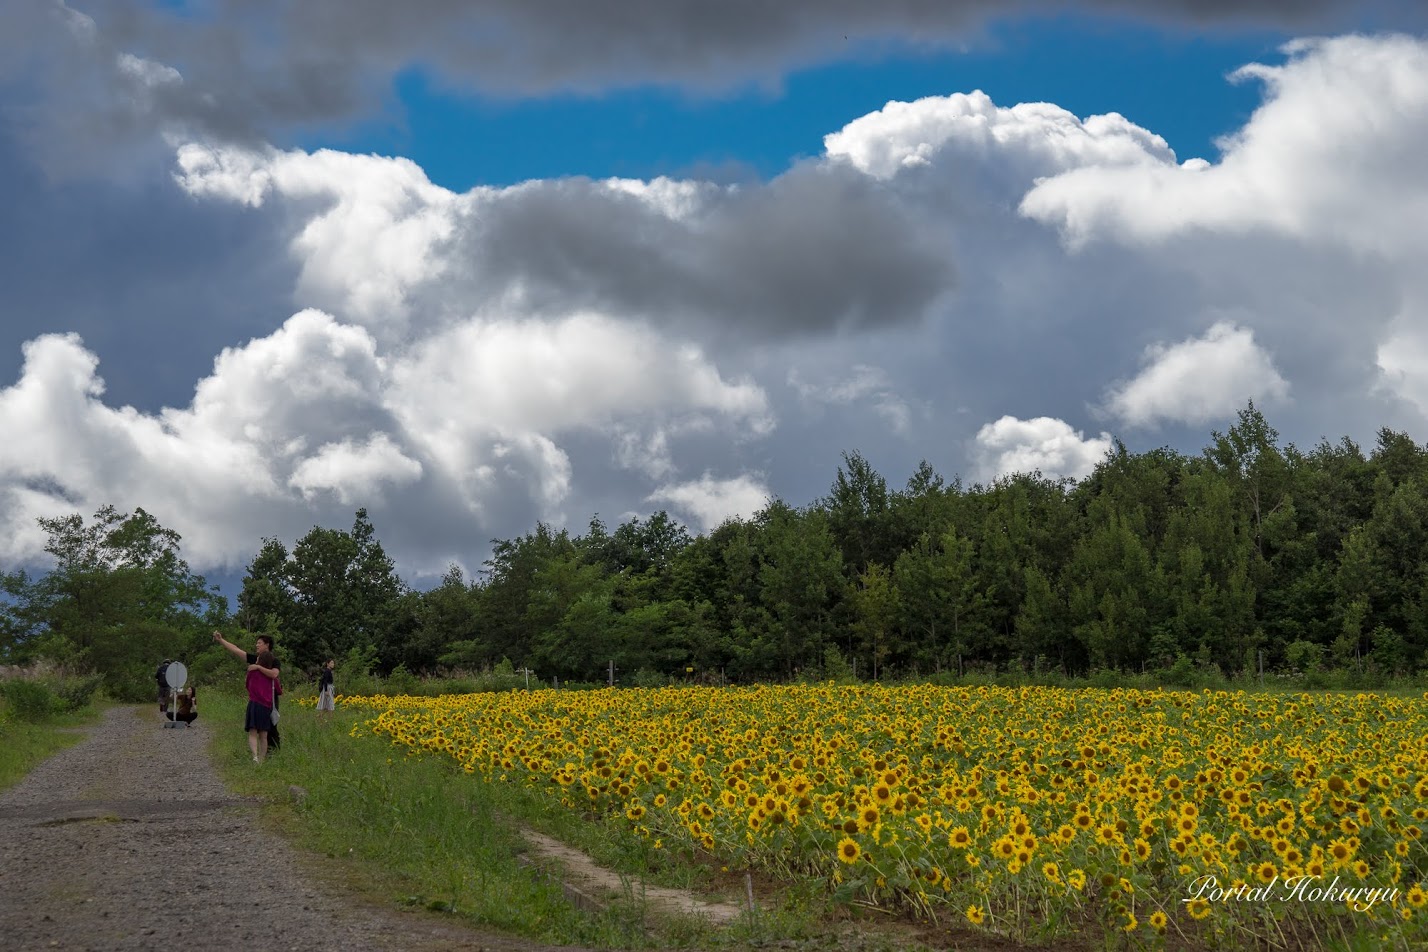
[0,706,590,952]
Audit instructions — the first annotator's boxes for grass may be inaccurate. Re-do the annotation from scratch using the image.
[202,689,728,948]
[0,701,104,792]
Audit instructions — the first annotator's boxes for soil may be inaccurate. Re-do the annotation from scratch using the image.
[517,829,748,925]
[0,706,590,952]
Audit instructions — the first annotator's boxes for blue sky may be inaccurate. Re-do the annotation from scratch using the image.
[1,1,1426,592]
[336,17,1277,190]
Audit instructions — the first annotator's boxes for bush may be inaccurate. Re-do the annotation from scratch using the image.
[1,679,57,722]
[629,668,669,689]
[47,674,103,712]
[384,664,420,696]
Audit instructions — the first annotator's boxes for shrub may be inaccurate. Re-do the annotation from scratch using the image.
[629,668,669,689]
[384,664,420,696]
[47,674,103,712]
[1,679,56,722]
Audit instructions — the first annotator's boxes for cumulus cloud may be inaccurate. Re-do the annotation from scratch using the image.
[0,306,770,571]
[826,92,1177,184]
[1105,321,1290,427]
[648,474,773,533]
[973,416,1113,483]
[1018,33,1428,419]
[1021,34,1428,257]
[288,434,423,504]
[1377,326,1428,417]
[176,141,955,340]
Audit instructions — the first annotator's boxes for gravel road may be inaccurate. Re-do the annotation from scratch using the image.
[0,706,584,952]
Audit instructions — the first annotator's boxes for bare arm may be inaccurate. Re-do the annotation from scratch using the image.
[212,630,247,660]
[247,663,280,680]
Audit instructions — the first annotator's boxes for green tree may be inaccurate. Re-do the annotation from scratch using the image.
[758,503,844,677]
[20,506,221,697]
[851,562,899,680]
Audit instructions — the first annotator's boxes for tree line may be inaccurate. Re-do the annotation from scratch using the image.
[4,404,1427,696]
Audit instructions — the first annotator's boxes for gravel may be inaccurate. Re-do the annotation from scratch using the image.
[0,706,585,952]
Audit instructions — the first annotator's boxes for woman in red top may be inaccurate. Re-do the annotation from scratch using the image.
[212,631,280,763]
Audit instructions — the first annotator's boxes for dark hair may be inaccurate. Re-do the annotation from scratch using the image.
[256,650,277,669]
[256,635,274,651]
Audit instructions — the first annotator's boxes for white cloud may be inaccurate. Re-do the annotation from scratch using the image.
[1020,34,1428,259]
[1377,323,1428,417]
[1105,321,1290,427]
[288,434,423,504]
[973,416,1113,483]
[0,305,769,571]
[826,91,1175,183]
[648,474,772,532]
[177,144,460,327]
[389,312,770,435]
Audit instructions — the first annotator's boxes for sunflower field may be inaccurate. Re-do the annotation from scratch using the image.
[336,684,1428,947]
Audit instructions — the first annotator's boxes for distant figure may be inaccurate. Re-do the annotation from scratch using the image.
[156,659,172,713]
[316,658,336,722]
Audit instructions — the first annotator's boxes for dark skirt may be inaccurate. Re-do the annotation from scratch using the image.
[244,700,273,733]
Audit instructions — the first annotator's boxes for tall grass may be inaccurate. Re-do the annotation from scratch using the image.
[0,692,103,791]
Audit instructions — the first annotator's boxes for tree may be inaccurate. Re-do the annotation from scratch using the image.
[895,527,983,674]
[247,508,409,670]
[1205,402,1296,561]
[20,506,221,697]
[823,450,893,578]
[851,562,899,679]
[758,503,844,677]
[236,538,294,634]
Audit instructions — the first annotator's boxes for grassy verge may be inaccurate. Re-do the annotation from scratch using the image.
[202,690,729,949]
[0,703,104,792]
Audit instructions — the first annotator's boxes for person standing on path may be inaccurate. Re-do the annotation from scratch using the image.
[212,631,280,763]
[156,659,172,715]
[316,658,336,722]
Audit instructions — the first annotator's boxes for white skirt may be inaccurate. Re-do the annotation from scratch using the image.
[317,686,335,711]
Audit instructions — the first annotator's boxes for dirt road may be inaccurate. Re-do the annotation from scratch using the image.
[0,706,582,952]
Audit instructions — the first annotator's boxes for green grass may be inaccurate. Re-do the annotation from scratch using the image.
[202,690,722,948]
[0,702,104,792]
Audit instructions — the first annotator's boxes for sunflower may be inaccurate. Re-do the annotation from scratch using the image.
[836,836,861,864]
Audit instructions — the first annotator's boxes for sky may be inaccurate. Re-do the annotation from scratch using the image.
[2,0,1427,598]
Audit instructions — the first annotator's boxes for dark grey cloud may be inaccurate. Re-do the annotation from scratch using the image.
[0,125,297,414]
[30,0,1417,154]
[470,162,953,338]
